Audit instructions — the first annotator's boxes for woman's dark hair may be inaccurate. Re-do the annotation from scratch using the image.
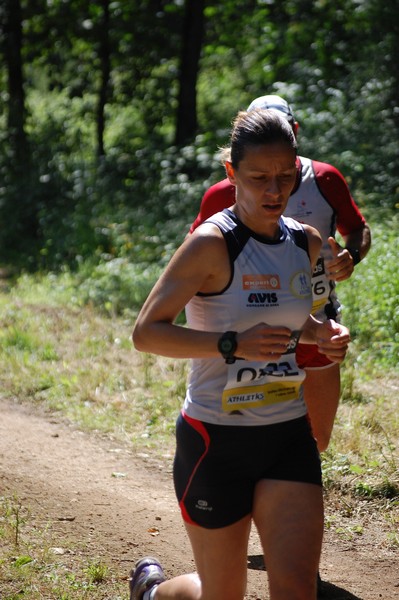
[222,109,297,169]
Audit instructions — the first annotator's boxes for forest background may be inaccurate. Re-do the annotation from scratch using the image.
[1,0,398,370]
[0,0,399,367]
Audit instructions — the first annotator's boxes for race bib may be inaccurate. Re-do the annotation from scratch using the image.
[221,355,303,412]
[311,257,329,314]
[222,380,302,411]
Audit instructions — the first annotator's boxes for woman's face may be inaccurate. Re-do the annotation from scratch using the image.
[226,142,297,236]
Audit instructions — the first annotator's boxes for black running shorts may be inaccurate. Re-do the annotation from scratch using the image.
[173,412,321,529]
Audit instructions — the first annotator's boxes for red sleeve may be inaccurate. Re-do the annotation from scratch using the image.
[312,160,366,236]
[189,178,236,233]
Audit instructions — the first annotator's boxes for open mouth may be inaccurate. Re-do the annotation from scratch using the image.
[263,203,282,211]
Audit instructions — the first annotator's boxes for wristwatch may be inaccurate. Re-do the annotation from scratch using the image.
[346,246,361,266]
[217,331,238,364]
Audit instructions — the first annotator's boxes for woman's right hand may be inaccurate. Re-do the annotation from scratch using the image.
[236,323,292,362]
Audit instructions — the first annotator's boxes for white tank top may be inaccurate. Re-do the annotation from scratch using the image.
[183,210,312,426]
[285,156,339,320]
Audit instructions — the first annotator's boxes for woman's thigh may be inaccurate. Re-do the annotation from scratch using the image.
[184,516,252,600]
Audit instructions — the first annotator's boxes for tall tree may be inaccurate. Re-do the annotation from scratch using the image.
[96,0,111,157]
[2,0,29,167]
[175,0,205,145]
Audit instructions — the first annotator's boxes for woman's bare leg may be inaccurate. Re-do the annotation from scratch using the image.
[253,479,323,600]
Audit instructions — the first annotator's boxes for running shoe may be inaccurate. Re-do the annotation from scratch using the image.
[129,556,166,600]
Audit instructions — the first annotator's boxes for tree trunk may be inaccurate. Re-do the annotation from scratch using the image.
[3,0,29,167]
[174,0,205,146]
[96,0,111,157]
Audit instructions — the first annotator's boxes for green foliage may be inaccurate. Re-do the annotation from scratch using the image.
[76,259,163,315]
[338,215,399,371]
[0,0,398,269]
[354,480,399,500]
[84,561,109,584]
[0,86,221,270]
[0,273,188,448]
[1,496,29,547]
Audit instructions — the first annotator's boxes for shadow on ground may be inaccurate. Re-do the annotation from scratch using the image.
[247,555,267,571]
[318,579,364,600]
[247,555,364,600]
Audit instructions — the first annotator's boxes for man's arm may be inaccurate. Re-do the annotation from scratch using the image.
[313,160,371,279]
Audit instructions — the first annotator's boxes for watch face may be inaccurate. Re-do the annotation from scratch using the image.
[218,332,237,360]
[220,338,234,353]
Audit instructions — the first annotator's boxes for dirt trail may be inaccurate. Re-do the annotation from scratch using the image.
[0,399,397,599]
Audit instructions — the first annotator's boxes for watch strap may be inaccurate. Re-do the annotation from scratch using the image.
[346,246,361,265]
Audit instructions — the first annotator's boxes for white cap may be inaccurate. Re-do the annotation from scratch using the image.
[247,95,295,124]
